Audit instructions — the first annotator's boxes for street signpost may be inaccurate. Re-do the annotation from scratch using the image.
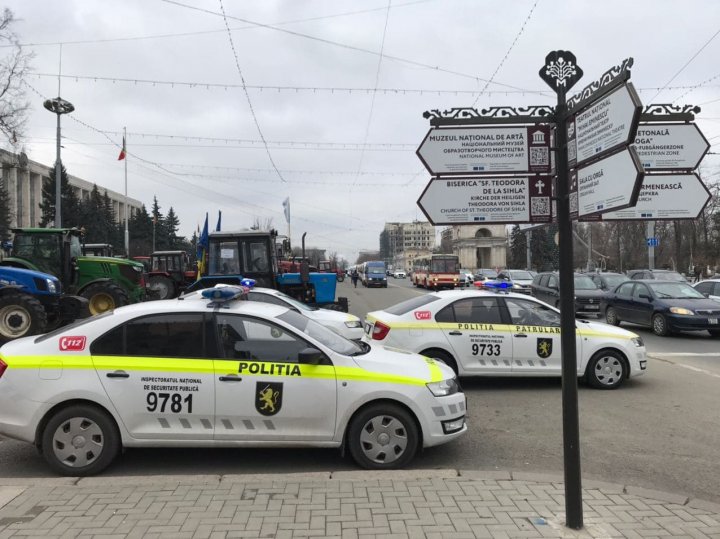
[568,82,642,168]
[416,125,552,175]
[634,123,710,171]
[601,173,711,220]
[416,176,552,225]
[569,146,644,218]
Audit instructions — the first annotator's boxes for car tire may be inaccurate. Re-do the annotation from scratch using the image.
[709,330,720,338]
[41,405,120,476]
[586,350,627,389]
[148,275,176,300]
[652,313,670,336]
[347,403,419,470]
[82,282,129,315]
[605,306,620,326]
[0,291,47,341]
[421,349,458,376]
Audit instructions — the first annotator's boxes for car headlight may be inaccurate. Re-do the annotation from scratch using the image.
[132,266,142,273]
[46,278,57,293]
[631,336,644,347]
[344,320,362,328]
[427,377,459,397]
[669,307,694,315]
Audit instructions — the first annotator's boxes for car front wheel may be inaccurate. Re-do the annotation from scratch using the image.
[347,403,419,469]
[652,313,670,336]
[586,350,627,389]
[41,405,120,476]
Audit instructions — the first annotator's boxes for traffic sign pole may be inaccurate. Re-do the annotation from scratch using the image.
[540,50,584,531]
[648,221,655,269]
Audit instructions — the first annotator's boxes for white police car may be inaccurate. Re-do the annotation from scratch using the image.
[0,286,466,475]
[363,283,647,389]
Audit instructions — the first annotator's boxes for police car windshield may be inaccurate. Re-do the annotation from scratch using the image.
[273,290,317,311]
[34,311,115,343]
[278,310,364,355]
[383,295,441,316]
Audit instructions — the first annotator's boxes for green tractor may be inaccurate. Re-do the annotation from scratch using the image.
[0,228,146,315]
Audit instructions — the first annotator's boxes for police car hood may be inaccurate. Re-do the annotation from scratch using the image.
[576,319,639,339]
[352,344,455,382]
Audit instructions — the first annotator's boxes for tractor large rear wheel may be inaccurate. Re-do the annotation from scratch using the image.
[148,275,176,300]
[0,291,47,341]
[82,283,129,315]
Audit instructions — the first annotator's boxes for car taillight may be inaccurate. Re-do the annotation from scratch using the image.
[0,358,7,378]
[372,321,391,340]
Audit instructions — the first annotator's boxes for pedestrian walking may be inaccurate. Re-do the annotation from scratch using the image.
[351,269,359,288]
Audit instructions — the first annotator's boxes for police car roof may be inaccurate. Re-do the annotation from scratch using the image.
[111,293,290,318]
[428,289,532,300]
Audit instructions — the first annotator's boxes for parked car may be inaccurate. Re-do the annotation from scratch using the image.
[392,270,406,279]
[692,278,720,303]
[530,271,606,317]
[604,280,720,337]
[0,285,465,475]
[459,269,474,286]
[588,272,630,292]
[626,269,687,282]
[496,269,534,294]
[363,288,646,389]
[473,268,498,283]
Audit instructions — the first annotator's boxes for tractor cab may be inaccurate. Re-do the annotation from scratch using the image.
[82,243,115,257]
[147,250,197,299]
[206,231,277,288]
[8,228,81,287]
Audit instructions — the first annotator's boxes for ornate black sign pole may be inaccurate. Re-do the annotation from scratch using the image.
[539,50,584,530]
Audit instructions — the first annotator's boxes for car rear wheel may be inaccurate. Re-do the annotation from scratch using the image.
[652,313,670,336]
[347,403,418,469]
[586,350,626,389]
[41,405,120,476]
[605,306,620,326]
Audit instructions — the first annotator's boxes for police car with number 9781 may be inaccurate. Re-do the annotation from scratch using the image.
[363,283,647,389]
[0,285,466,476]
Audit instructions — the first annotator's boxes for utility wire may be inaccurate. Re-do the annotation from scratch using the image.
[671,71,720,104]
[217,0,285,183]
[160,0,539,93]
[649,25,720,103]
[471,0,540,107]
[353,0,392,188]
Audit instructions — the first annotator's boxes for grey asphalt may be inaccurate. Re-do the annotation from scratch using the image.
[1,470,719,538]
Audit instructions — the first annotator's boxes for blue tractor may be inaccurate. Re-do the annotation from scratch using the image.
[0,267,89,342]
[185,229,348,312]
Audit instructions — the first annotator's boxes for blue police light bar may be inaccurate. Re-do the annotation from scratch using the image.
[481,280,512,290]
[240,278,256,288]
[201,285,248,304]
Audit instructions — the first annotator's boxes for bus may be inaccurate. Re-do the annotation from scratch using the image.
[412,254,461,290]
[359,260,387,288]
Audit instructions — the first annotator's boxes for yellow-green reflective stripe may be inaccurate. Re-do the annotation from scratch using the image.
[334,366,427,386]
[425,358,444,382]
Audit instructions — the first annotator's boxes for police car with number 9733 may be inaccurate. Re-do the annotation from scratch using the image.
[363,282,647,389]
[0,285,466,476]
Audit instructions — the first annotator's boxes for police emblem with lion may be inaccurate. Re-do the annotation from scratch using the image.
[536,338,553,358]
[255,382,283,416]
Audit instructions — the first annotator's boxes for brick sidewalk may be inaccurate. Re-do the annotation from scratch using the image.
[0,470,718,538]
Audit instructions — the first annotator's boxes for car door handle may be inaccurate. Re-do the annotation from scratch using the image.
[106,371,129,379]
[514,334,528,338]
[219,375,243,382]
[449,331,462,336]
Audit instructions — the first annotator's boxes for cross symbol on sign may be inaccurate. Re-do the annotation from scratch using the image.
[535,179,545,194]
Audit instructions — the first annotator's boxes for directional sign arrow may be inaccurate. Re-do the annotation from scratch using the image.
[600,173,711,220]
[569,146,644,218]
[634,123,710,171]
[416,176,553,226]
[416,126,552,176]
[567,82,642,168]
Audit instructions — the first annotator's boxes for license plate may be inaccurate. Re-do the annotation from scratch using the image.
[710,318,718,325]
[585,305,599,310]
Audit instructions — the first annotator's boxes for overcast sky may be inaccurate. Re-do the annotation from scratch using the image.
[4,0,720,262]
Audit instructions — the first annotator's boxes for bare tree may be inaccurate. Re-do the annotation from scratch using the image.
[250,216,274,231]
[0,9,32,143]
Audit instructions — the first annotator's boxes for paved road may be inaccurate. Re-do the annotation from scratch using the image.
[1,278,718,506]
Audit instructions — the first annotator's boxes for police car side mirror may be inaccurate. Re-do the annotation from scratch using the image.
[299,347,323,365]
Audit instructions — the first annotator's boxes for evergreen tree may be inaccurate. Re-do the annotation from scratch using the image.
[129,204,153,256]
[0,175,12,241]
[508,225,528,269]
[164,207,181,249]
[39,161,81,228]
[150,196,168,250]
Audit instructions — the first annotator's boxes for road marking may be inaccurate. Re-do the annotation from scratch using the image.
[649,354,720,379]
[0,487,25,509]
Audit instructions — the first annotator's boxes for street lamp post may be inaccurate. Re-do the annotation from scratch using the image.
[43,97,74,227]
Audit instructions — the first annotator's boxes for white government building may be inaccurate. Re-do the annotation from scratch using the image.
[1,149,142,229]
